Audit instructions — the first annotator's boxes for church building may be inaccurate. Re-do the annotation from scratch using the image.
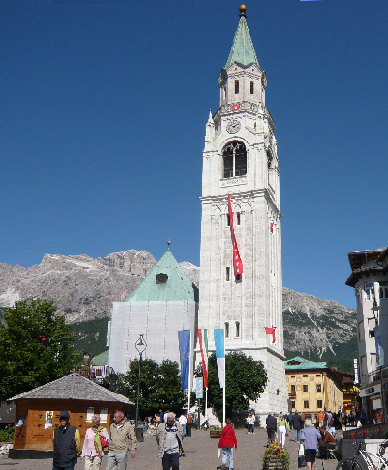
[108,248,198,374]
[197,5,287,417]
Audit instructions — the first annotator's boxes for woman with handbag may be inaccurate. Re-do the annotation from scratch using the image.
[80,414,109,470]
[218,418,238,470]
[300,419,321,470]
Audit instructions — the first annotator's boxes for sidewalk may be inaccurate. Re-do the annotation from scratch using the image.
[0,428,340,470]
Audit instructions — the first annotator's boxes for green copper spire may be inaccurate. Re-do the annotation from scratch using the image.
[225,6,260,69]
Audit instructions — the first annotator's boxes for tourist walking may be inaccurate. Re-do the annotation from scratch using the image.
[277,412,289,447]
[156,412,184,470]
[300,420,321,470]
[80,414,109,470]
[266,412,277,446]
[107,410,136,470]
[178,413,187,437]
[52,410,81,470]
[317,410,324,428]
[247,412,255,434]
[292,411,304,442]
[218,418,238,470]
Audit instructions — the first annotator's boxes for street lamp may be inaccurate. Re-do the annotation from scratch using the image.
[135,334,147,440]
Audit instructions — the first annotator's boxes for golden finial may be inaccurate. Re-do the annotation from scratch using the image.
[239,4,247,17]
[167,238,171,250]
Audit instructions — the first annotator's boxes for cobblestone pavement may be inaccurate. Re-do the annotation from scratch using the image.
[0,428,340,470]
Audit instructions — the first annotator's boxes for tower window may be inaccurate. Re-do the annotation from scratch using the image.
[235,321,240,337]
[250,81,254,94]
[380,282,388,299]
[225,322,229,338]
[364,282,374,301]
[226,214,231,226]
[236,212,241,225]
[223,141,247,178]
[235,274,241,281]
[235,80,239,94]
[226,267,230,281]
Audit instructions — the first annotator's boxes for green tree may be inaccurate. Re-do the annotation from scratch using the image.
[0,299,78,402]
[203,352,267,418]
[106,359,186,418]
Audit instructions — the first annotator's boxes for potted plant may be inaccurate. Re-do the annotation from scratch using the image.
[209,425,222,438]
[263,443,290,470]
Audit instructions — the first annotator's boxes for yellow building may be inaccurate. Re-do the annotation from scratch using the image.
[285,357,344,421]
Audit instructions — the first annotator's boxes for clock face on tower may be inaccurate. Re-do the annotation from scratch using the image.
[226,118,241,134]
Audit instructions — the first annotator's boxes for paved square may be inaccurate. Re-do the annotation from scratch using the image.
[0,428,340,470]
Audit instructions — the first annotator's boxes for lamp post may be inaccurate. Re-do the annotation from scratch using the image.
[135,334,147,439]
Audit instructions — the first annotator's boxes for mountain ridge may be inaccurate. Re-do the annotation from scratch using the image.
[0,249,357,369]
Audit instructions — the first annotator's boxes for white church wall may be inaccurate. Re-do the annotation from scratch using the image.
[108,300,197,375]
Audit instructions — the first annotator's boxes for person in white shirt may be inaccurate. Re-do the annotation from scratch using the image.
[178,414,187,437]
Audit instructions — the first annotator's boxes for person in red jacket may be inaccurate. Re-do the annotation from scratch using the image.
[218,418,238,470]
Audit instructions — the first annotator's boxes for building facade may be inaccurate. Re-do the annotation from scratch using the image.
[285,357,343,420]
[108,249,198,374]
[197,6,287,417]
[346,246,388,421]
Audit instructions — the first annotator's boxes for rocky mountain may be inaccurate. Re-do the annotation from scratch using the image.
[0,250,357,368]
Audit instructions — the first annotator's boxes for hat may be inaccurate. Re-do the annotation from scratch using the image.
[59,410,70,420]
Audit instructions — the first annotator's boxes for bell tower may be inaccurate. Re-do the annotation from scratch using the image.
[198,5,287,417]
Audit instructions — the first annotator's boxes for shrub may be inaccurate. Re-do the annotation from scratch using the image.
[0,425,15,442]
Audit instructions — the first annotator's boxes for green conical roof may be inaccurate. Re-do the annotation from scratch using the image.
[225,16,260,69]
[125,250,198,303]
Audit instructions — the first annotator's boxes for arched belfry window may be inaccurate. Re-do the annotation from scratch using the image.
[224,322,229,338]
[223,141,247,179]
[235,321,240,338]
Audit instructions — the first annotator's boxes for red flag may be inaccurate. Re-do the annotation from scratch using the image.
[228,194,243,275]
[197,329,208,388]
[264,326,277,343]
[270,222,274,233]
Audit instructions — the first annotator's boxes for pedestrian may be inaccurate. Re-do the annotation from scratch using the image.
[52,410,81,470]
[247,412,255,434]
[80,414,109,470]
[156,412,184,470]
[292,411,304,442]
[287,412,293,429]
[317,410,324,428]
[178,413,187,437]
[159,409,164,423]
[218,418,238,470]
[107,410,136,470]
[277,412,289,447]
[266,412,277,446]
[300,419,321,470]
[318,426,336,458]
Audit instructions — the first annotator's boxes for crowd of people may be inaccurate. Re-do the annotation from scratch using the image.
[51,406,363,470]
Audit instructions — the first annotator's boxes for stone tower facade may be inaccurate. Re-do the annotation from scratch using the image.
[197,7,287,417]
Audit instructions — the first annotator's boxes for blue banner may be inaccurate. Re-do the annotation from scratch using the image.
[178,330,190,390]
[374,326,385,367]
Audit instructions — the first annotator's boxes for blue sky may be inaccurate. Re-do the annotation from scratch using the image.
[1,0,387,309]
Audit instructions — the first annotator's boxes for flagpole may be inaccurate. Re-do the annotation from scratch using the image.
[223,337,225,426]
[187,330,191,414]
[205,387,208,421]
